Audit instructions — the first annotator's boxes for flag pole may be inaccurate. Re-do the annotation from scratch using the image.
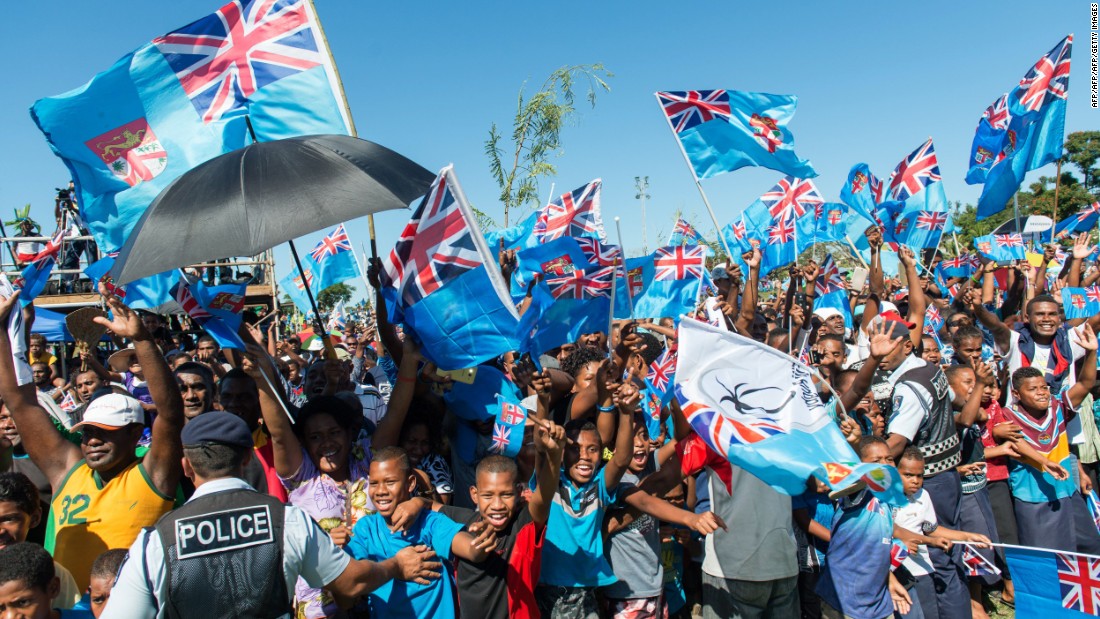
[306,0,379,260]
[844,235,870,269]
[653,93,735,261]
[614,217,635,316]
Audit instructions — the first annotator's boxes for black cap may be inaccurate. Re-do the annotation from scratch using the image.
[182,411,253,449]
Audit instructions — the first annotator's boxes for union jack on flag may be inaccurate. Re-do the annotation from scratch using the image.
[1016,35,1073,113]
[545,266,614,300]
[154,0,328,124]
[646,350,676,395]
[669,217,704,245]
[767,218,796,245]
[657,90,732,133]
[489,422,511,454]
[1078,202,1100,222]
[961,545,1001,577]
[925,305,944,331]
[890,539,910,571]
[575,237,622,268]
[679,395,783,454]
[1088,286,1100,304]
[1057,551,1100,614]
[815,254,846,296]
[533,180,605,242]
[982,93,1010,130]
[994,233,1025,248]
[761,176,823,222]
[730,220,747,240]
[653,246,706,281]
[887,139,942,202]
[172,281,212,322]
[380,167,482,307]
[309,224,352,262]
[915,211,949,231]
[59,392,78,413]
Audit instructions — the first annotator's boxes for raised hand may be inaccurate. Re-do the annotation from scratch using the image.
[898,245,916,267]
[724,263,743,285]
[866,226,883,251]
[1075,323,1098,352]
[533,417,565,458]
[867,320,903,361]
[788,304,805,332]
[613,377,642,412]
[802,260,820,283]
[367,257,383,289]
[974,361,996,387]
[531,370,553,405]
[1074,233,1095,260]
[745,248,762,269]
[93,282,150,341]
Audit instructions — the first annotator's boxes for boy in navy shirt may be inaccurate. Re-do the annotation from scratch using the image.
[348,447,495,619]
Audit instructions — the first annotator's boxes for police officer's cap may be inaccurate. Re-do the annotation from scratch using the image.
[182,411,253,449]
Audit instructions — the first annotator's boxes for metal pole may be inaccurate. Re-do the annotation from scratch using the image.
[614,217,634,316]
[653,93,735,260]
[1013,192,1021,235]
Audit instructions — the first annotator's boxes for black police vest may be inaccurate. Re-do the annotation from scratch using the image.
[155,488,290,619]
[896,361,961,476]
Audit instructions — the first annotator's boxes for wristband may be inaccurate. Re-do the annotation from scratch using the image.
[597,404,616,413]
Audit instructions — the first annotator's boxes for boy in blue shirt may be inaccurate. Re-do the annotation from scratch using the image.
[0,542,93,618]
[348,447,495,619]
[534,374,640,619]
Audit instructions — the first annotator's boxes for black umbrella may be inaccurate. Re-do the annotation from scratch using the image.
[110,134,434,285]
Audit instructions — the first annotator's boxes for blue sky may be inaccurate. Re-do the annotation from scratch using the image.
[0,1,1091,302]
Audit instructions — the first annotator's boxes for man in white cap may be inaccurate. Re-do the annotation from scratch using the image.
[0,288,185,591]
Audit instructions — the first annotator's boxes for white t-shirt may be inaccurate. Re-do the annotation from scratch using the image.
[892,488,938,576]
[1003,327,1087,442]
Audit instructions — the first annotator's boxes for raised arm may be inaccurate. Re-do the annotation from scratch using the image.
[243,344,303,478]
[603,379,639,492]
[840,323,903,413]
[95,291,184,497]
[0,292,80,486]
[964,288,1012,354]
[1068,324,1098,408]
[735,249,761,333]
[368,258,404,367]
[528,417,565,525]
[371,338,421,450]
[956,363,993,428]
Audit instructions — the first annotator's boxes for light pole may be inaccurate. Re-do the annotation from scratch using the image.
[635,176,650,254]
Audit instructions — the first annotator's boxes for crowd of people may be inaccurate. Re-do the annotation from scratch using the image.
[1,220,1099,619]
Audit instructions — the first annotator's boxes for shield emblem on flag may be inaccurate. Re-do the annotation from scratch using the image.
[749,113,782,153]
[85,118,167,187]
[541,256,575,276]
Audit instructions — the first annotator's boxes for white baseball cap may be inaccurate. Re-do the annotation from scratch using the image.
[73,393,144,430]
[813,307,843,321]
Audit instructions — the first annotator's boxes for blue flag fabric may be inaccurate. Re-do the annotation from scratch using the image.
[306,224,361,291]
[83,256,175,312]
[974,234,1027,262]
[512,236,595,296]
[30,0,352,255]
[279,259,321,314]
[839,163,884,226]
[1051,202,1100,241]
[490,395,528,459]
[441,365,521,423]
[1061,287,1100,321]
[485,211,539,255]
[379,167,521,370]
[518,264,614,357]
[966,94,1011,185]
[618,246,707,320]
[796,203,851,252]
[657,90,817,180]
[176,277,247,349]
[976,36,1072,219]
[1004,545,1100,617]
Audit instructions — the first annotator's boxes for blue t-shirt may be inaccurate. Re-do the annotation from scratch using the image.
[59,609,95,619]
[347,509,464,619]
[816,489,894,619]
[536,468,618,587]
[792,490,835,568]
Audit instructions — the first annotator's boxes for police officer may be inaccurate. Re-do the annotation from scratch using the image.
[876,319,970,619]
[102,411,441,619]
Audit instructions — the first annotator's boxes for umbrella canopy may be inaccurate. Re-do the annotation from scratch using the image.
[111,135,434,284]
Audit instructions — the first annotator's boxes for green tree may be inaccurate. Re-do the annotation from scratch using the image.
[1065,130,1100,191]
[486,64,612,226]
[316,282,355,311]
